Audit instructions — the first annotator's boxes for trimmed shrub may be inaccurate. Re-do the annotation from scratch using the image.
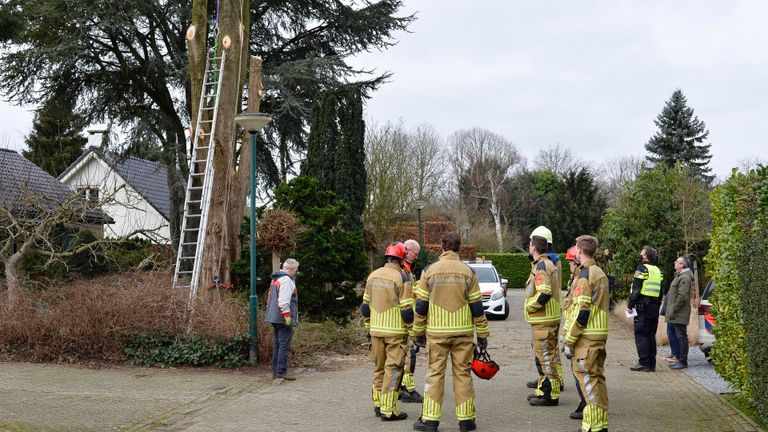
[707,172,753,394]
[742,230,768,424]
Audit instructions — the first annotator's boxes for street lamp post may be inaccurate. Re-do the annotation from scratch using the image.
[412,200,427,247]
[234,112,272,366]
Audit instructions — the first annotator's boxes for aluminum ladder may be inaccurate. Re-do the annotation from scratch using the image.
[173,50,226,300]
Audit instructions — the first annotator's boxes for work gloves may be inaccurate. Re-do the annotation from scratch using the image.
[477,337,488,350]
[413,335,426,348]
[284,316,292,327]
[563,345,573,360]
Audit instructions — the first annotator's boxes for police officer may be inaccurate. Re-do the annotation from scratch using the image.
[562,246,586,420]
[361,243,413,422]
[400,239,423,403]
[628,245,663,372]
[563,235,609,432]
[412,232,490,432]
[525,230,562,406]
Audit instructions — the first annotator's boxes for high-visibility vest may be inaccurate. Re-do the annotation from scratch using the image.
[640,264,663,297]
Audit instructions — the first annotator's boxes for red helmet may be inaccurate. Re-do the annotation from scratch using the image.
[471,348,499,380]
[384,242,406,260]
[565,246,578,261]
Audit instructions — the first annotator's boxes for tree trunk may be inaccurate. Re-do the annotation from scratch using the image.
[187,0,208,133]
[489,177,504,252]
[272,250,280,273]
[3,253,21,309]
[200,0,259,288]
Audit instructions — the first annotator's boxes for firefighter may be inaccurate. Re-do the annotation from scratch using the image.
[563,235,609,432]
[361,242,413,422]
[412,232,490,432]
[399,239,423,403]
[525,228,562,406]
[562,245,587,420]
[627,245,663,372]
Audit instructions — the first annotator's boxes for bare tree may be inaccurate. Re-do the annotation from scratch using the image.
[449,128,522,252]
[408,123,446,202]
[595,155,644,205]
[533,143,584,175]
[363,120,411,241]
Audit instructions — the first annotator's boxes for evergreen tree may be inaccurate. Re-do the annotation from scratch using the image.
[22,95,87,177]
[645,89,714,183]
[542,168,607,252]
[302,92,339,191]
[336,90,367,230]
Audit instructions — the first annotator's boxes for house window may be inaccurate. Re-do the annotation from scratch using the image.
[78,187,100,205]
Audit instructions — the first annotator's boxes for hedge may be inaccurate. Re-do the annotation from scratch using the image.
[477,253,570,290]
[707,167,768,423]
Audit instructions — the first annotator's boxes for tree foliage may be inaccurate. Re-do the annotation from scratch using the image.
[645,89,714,183]
[335,90,366,230]
[0,0,414,250]
[22,94,87,177]
[273,176,369,320]
[542,168,607,252]
[598,165,710,297]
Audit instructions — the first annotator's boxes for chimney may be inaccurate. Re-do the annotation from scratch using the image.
[86,126,109,148]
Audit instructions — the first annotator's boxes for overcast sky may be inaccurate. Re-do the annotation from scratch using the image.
[2,1,767,180]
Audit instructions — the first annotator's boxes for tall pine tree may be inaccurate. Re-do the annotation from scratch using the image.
[23,95,87,177]
[645,89,714,183]
[336,90,367,230]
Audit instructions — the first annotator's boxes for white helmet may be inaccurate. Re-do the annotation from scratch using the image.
[530,226,552,244]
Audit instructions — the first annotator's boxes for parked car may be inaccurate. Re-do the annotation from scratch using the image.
[465,260,509,320]
[698,281,716,359]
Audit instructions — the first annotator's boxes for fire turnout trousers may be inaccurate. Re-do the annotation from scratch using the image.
[401,338,416,391]
[531,324,561,400]
[421,335,476,422]
[370,335,407,416]
[573,338,608,432]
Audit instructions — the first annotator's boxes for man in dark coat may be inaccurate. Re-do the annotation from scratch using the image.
[666,256,694,369]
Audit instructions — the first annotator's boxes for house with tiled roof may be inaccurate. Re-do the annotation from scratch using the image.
[0,148,109,235]
[58,147,171,244]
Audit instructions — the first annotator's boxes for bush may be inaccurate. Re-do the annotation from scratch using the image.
[477,252,570,290]
[121,333,250,368]
[707,171,753,395]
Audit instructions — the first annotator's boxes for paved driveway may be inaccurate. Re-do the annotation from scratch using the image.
[0,290,761,431]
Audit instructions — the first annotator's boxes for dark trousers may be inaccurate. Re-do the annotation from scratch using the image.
[672,323,689,365]
[271,323,294,376]
[633,301,660,368]
[571,357,586,410]
[667,322,680,358]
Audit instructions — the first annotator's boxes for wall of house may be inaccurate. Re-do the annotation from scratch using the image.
[61,156,171,244]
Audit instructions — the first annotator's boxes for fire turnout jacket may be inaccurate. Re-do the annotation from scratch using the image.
[564,259,609,345]
[361,262,414,337]
[412,251,490,339]
[524,255,562,325]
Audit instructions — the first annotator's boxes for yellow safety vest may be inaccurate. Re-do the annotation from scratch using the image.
[640,264,663,298]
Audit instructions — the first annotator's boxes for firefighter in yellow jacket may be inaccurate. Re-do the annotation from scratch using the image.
[525,229,562,406]
[361,242,413,422]
[412,232,490,432]
[562,245,586,420]
[563,235,609,432]
[400,239,423,403]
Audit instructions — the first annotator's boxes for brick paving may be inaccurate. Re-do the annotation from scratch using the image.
[0,289,762,431]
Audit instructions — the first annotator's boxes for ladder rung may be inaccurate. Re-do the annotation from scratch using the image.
[190,172,206,176]
[178,256,195,260]
[188,186,204,190]
[192,159,208,164]
[186,214,203,217]
[195,146,210,150]
[200,120,214,123]
[188,200,201,204]
[184,228,199,232]
[180,242,197,246]
[176,270,194,274]
[201,107,215,111]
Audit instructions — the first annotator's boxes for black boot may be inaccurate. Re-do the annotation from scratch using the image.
[413,418,439,431]
[374,407,381,417]
[401,389,423,403]
[528,396,559,406]
[569,400,585,419]
[381,411,408,421]
[459,419,477,431]
[526,380,538,389]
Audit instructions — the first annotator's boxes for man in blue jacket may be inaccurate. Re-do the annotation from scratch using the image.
[266,258,299,380]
